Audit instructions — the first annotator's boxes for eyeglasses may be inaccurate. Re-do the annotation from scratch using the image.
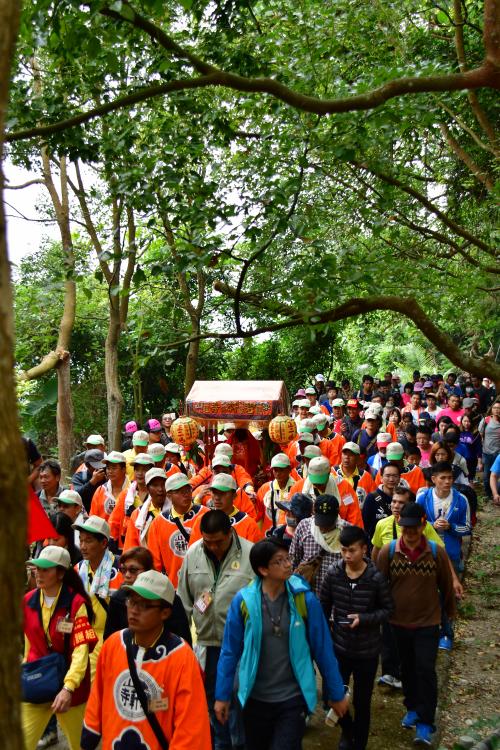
[270,556,293,567]
[125,597,163,612]
[119,565,144,575]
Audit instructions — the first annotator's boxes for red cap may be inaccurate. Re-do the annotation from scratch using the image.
[347,399,360,408]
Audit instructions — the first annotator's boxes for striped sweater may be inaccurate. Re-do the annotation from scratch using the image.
[377,538,456,627]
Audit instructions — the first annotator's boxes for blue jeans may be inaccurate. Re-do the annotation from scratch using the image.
[482,452,498,498]
[205,645,245,750]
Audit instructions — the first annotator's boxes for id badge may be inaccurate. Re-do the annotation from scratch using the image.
[194,591,213,614]
[56,618,74,634]
[149,696,169,712]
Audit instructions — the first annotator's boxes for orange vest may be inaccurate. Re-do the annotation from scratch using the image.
[374,465,426,495]
[189,509,263,546]
[90,480,129,521]
[108,485,148,543]
[255,478,298,533]
[82,629,211,750]
[147,505,208,587]
[192,485,258,520]
[332,467,376,508]
[319,434,346,466]
[335,478,364,528]
[190,463,253,490]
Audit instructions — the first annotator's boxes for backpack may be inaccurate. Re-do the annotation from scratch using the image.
[389,539,437,560]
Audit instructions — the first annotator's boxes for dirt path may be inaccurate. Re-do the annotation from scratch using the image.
[438,500,500,748]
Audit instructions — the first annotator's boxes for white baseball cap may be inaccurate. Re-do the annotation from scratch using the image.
[72,515,110,540]
[342,442,361,455]
[223,422,236,431]
[132,430,149,447]
[147,444,166,462]
[303,445,322,459]
[315,374,325,381]
[214,443,234,458]
[123,570,175,605]
[377,432,392,447]
[297,432,314,444]
[386,442,405,460]
[331,398,345,407]
[305,387,316,395]
[211,473,237,491]
[308,456,332,485]
[86,434,105,446]
[104,451,126,464]
[165,473,190,492]
[131,452,154,467]
[312,413,328,428]
[165,442,181,455]
[308,405,321,414]
[145,468,167,485]
[212,454,233,469]
[57,489,83,507]
[27,545,71,569]
[271,453,291,469]
[298,399,311,409]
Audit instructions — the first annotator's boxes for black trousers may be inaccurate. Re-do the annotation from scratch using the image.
[243,695,307,750]
[392,625,440,726]
[337,654,378,750]
[380,621,400,678]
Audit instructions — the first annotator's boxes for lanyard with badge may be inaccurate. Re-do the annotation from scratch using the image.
[194,531,241,614]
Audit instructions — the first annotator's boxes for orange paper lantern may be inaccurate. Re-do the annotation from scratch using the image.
[269,415,297,445]
[171,416,200,448]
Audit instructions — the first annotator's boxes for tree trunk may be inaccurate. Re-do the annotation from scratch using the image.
[105,305,123,450]
[56,355,74,480]
[184,334,200,396]
[0,0,28,747]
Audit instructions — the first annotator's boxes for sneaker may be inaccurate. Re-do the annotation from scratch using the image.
[438,636,452,651]
[37,731,58,749]
[414,722,434,746]
[401,710,419,729]
[378,674,402,689]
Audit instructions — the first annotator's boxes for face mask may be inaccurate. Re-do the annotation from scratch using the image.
[285,516,298,528]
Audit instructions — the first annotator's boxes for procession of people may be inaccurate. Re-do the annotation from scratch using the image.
[22,370,499,750]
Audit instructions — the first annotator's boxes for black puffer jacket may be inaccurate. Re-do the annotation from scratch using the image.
[320,559,393,659]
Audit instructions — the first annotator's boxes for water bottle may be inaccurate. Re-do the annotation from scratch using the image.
[325,687,350,726]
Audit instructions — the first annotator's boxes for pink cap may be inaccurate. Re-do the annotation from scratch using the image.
[294,388,306,397]
[146,418,162,432]
[125,420,138,433]
[413,382,424,392]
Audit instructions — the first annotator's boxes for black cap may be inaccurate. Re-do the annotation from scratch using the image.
[398,502,426,527]
[314,494,339,526]
[276,492,313,521]
[84,449,106,470]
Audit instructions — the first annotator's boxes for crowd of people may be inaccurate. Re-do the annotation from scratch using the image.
[21,369,500,750]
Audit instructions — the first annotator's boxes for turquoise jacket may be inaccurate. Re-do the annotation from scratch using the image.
[215,574,345,711]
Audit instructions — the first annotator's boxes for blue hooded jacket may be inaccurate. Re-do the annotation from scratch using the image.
[215,574,344,712]
[416,487,471,562]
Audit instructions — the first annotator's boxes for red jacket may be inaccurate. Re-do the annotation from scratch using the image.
[24,584,98,706]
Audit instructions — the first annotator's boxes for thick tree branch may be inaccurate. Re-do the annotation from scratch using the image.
[210,282,500,383]
[71,161,112,284]
[120,205,136,327]
[440,123,495,190]
[454,0,499,151]
[355,163,498,257]
[4,178,44,189]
